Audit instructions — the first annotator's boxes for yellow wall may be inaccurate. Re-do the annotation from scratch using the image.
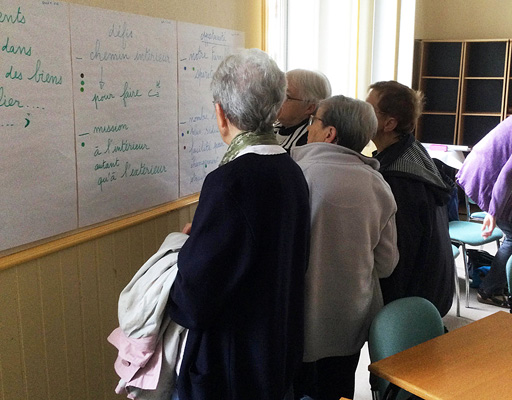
[415,0,512,39]
[70,0,263,48]
[0,1,261,399]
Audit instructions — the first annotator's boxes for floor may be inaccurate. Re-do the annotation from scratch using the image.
[352,241,507,400]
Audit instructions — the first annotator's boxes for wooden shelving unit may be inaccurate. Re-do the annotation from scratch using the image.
[414,39,511,147]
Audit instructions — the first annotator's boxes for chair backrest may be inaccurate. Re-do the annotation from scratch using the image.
[452,244,460,259]
[369,297,445,399]
[506,255,512,312]
[464,193,487,221]
[464,193,472,221]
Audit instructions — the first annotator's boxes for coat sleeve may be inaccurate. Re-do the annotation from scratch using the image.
[168,173,255,330]
[488,154,512,221]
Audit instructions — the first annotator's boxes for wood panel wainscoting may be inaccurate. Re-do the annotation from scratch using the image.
[0,198,198,400]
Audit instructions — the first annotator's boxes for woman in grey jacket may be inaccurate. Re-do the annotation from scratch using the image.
[292,95,399,400]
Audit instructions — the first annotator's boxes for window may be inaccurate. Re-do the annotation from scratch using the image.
[265,0,416,98]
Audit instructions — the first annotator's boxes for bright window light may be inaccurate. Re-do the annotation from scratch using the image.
[266,0,417,98]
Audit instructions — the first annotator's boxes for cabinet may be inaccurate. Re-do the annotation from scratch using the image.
[414,39,511,147]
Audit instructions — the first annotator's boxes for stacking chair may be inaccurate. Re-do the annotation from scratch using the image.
[464,194,486,221]
[368,297,445,400]
[449,220,503,308]
[452,244,460,259]
[506,255,512,313]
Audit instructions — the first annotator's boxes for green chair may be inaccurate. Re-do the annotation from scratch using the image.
[464,194,487,221]
[452,244,460,259]
[449,220,503,309]
[506,255,512,313]
[368,297,445,400]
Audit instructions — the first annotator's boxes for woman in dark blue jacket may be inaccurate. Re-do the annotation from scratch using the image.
[168,48,310,400]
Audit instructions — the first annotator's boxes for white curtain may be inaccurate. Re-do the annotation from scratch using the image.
[265,0,416,99]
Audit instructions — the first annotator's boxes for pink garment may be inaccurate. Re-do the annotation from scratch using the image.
[107,232,188,399]
[108,327,162,391]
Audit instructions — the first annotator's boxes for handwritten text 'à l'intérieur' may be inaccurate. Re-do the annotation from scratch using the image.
[94,138,150,156]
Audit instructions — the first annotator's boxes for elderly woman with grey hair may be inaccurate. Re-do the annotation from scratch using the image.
[275,69,332,152]
[292,95,399,400]
[168,48,311,400]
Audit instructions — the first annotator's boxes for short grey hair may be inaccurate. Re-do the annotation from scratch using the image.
[287,69,332,105]
[211,48,286,134]
[319,95,377,153]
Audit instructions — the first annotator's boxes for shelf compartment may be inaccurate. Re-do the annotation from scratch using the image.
[466,41,508,77]
[508,88,512,114]
[423,42,463,77]
[462,79,504,113]
[423,79,460,112]
[458,115,501,146]
[417,114,457,144]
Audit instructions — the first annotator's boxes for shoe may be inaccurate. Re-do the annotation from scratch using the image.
[477,289,509,308]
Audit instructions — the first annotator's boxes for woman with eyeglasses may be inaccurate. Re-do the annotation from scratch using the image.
[274,69,331,152]
[292,95,399,400]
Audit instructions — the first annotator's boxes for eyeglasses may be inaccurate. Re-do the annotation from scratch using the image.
[308,114,324,126]
[373,108,386,116]
[286,94,306,102]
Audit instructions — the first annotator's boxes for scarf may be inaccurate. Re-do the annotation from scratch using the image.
[219,130,279,166]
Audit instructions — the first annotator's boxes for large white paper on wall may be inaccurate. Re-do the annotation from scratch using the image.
[177,22,244,196]
[70,4,179,227]
[0,0,77,251]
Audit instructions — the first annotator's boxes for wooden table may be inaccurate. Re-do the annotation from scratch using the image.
[368,311,512,399]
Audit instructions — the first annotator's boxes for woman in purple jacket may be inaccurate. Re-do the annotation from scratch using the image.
[457,116,512,307]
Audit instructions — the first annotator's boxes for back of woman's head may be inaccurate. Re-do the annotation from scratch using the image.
[320,95,377,153]
[369,80,424,135]
[211,48,286,134]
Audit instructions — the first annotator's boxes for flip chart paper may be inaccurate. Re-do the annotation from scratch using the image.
[0,0,246,252]
[0,0,77,251]
[70,4,179,227]
[177,22,244,196]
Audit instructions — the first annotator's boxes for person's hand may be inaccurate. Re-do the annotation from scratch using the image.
[182,223,192,235]
[481,213,496,239]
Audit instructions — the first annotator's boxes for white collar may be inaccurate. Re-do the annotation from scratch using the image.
[235,144,287,159]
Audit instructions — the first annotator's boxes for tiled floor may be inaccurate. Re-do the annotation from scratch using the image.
[353,241,507,400]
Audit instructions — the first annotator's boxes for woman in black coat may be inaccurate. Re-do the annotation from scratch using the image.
[367,80,454,317]
[168,49,311,400]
